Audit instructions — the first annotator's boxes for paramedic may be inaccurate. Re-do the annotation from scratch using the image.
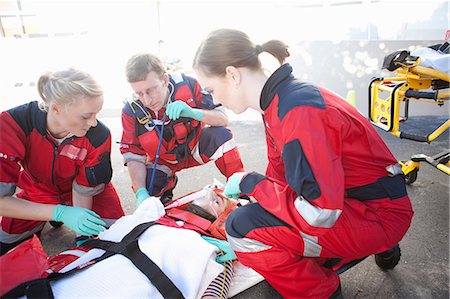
[192,29,414,298]
[0,68,125,255]
[120,53,244,207]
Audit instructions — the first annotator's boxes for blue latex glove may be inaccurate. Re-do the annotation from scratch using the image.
[52,205,106,236]
[136,187,151,207]
[166,101,204,121]
[224,172,247,199]
[202,236,237,263]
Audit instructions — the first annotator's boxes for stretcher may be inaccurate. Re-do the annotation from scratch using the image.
[1,182,402,298]
[368,43,450,184]
[0,184,264,298]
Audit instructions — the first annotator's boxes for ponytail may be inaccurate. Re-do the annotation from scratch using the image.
[193,28,289,76]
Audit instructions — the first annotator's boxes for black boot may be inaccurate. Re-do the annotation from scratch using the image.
[160,175,178,204]
[374,244,401,270]
[49,221,63,228]
[160,189,174,204]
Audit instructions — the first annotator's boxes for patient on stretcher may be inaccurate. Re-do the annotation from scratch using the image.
[2,184,246,299]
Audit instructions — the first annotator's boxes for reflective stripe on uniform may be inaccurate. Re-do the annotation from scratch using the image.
[0,222,45,244]
[191,138,238,165]
[191,141,204,165]
[123,152,147,165]
[145,163,173,177]
[294,196,341,228]
[227,234,272,253]
[299,231,322,257]
[72,181,105,197]
[210,138,238,161]
[0,182,16,197]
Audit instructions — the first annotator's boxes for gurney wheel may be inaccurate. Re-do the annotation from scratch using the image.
[404,169,418,185]
[375,244,401,270]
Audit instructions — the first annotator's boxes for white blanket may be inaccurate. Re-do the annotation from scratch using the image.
[51,200,223,299]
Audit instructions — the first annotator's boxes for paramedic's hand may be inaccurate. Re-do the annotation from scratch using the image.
[166,101,204,121]
[135,187,166,218]
[201,236,237,263]
[52,205,106,236]
[224,172,247,199]
[135,187,151,207]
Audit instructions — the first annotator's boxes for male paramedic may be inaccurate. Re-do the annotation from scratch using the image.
[0,68,125,255]
[120,53,244,207]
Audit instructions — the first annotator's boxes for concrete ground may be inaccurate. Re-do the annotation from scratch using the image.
[40,115,449,299]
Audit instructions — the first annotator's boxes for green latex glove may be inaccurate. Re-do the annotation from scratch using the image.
[136,187,151,207]
[75,235,93,246]
[224,172,247,199]
[52,205,106,236]
[166,101,204,121]
[202,236,237,263]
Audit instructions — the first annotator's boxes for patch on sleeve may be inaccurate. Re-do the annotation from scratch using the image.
[60,145,87,160]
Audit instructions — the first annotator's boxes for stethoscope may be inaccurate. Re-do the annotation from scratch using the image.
[130,81,175,196]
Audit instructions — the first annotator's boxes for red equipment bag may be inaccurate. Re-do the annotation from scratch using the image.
[0,235,50,296]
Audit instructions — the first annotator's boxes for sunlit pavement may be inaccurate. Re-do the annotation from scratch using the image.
[40,115,449,299]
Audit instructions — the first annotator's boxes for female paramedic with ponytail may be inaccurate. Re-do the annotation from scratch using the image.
[0,68,125,255]
[192,29,414,299]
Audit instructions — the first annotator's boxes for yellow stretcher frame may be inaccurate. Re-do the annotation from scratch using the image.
[368,59,450,183]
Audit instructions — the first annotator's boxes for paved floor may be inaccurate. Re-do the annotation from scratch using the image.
[40,115,449,298]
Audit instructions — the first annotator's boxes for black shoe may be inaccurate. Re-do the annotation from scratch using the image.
[49,221,63,228]
[160,189,174,204]
[329,283,343,299]
[160,175,178,204]
[374,244,401,270]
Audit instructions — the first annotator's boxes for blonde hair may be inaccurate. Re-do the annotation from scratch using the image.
[193,28,290,77]
[37,68,103,111]
[125,53,167,83]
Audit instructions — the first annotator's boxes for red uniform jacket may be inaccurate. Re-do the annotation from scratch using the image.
[120,73,217,165]
[239,64,412,236]
[0,101,114,200]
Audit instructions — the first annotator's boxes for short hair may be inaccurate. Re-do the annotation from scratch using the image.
[125,53,167,83]
[37,68,103,111]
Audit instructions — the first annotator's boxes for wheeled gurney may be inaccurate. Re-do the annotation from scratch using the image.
[368,43,450,183]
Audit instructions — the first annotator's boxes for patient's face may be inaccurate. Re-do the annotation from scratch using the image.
[193,192,234,218]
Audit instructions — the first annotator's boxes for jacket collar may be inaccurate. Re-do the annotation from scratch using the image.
[260,63,293,111]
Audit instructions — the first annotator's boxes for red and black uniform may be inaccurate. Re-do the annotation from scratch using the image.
[120,72,244,196]
[0,102,124,252]
[225,64,414,298]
